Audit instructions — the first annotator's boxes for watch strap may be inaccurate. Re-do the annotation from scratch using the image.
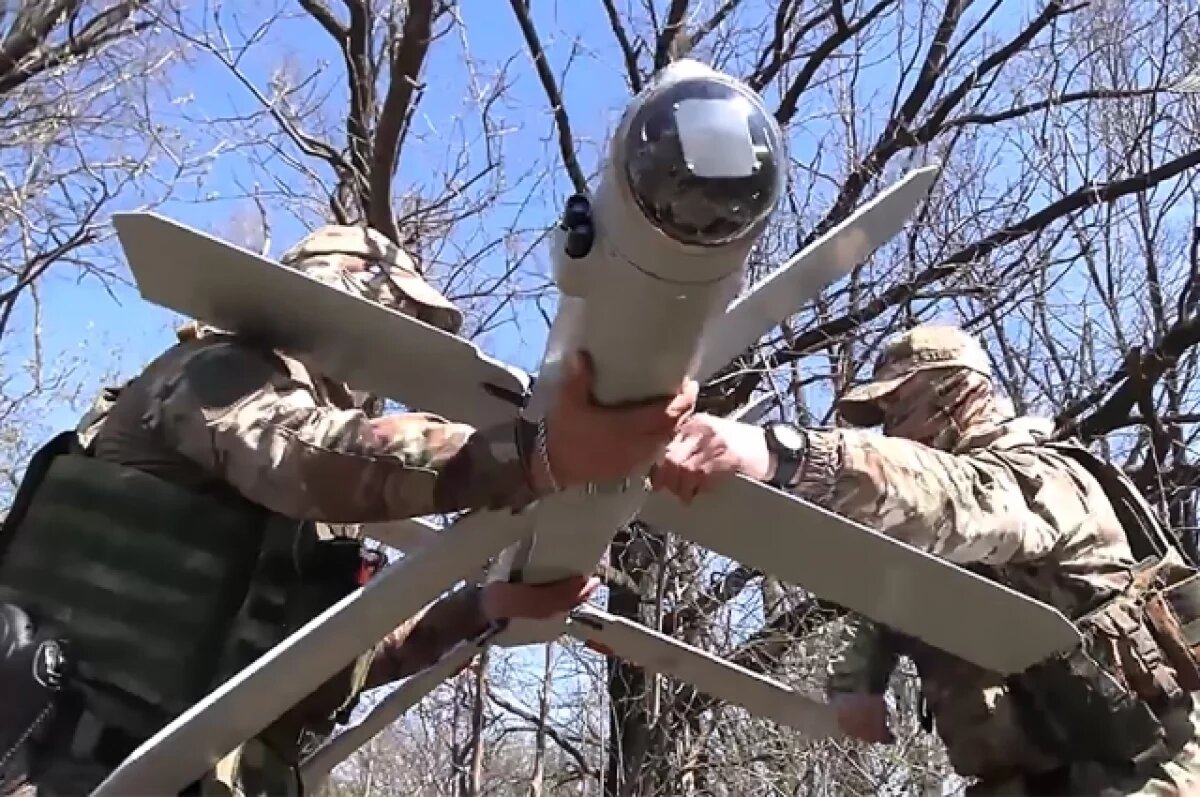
[765,423,805,488]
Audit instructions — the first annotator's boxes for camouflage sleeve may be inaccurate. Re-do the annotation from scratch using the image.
[146,339,538,521]
[826,614,899,696]
[789,428,1068,565]
[364,585,487,688]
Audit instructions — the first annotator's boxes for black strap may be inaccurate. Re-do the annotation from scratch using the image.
[1048,441,1188,565]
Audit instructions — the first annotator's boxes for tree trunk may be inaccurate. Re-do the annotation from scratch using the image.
[604,524,669,797]
[466,649,490,797]
[528,643,554,797]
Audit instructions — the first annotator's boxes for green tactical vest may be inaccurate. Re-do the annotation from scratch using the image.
[0,430,376,763]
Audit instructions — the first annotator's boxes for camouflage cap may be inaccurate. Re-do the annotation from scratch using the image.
[279,225,463,335]
[837,324,991,427]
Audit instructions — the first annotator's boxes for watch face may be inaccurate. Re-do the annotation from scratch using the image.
[771,424,805,450]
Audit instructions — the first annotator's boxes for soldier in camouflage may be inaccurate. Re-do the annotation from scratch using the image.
[0,225,697,796]
[649,324,1200,795]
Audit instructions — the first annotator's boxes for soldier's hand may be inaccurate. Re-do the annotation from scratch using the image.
[832,693,894,744]
[539,351,697,489]
[481,574,601,622]
[649,413,772,503]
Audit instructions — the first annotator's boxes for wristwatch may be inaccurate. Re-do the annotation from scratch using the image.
[763,422,807,488]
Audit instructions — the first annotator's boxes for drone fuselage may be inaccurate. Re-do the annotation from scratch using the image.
[489,59,780,645]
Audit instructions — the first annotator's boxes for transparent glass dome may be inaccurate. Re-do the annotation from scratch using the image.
[619,76,786,247]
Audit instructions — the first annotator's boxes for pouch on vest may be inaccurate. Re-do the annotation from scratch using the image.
[0,602,73,789]
[1004,554,1200,765]
[1047,442,1200,687]
[0,449,268,739]
[1006,604,1169,764]
[231,532,382,762]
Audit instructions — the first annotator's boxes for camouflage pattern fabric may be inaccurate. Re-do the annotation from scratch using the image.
[198,738,302,797]
[91,331,538,519]
[8,227,516,794]
[837,323,994,430]
[798,325,1200,793]
[364,583,487,687]
[962,697,1200,795]
[789,413,1131,580]
[279,224,463,335]
[815,415,1144,780]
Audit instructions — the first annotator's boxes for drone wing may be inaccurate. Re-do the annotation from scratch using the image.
[111,212,529,429]
[364,517,442,553]
[565,606,842,737]
[637,477,1082,674]
[300,636,486,789]
[696,165,940,383]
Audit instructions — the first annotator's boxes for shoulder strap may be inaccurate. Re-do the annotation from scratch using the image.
[1045,440,1193,567]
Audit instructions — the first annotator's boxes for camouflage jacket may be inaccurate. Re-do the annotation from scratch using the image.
[787,416,1140,777]
[81,331,534,685]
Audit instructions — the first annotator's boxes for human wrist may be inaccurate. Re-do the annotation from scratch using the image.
[516,418,550,496]
[761,422,807,488]
[738,423,776,482]
[527,416,563,495]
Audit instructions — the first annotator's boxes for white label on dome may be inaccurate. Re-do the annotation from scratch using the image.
[674,98,756,178]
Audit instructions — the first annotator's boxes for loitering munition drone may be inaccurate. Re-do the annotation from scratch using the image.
[90,59,1082,796]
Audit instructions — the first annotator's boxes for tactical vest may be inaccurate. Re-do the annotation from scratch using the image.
[0,428,378,774]
[902,439,1200,770]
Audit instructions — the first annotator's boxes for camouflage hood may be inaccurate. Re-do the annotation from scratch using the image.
[838,324,1016,451]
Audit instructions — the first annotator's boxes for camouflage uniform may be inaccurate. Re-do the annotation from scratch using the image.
[773,325,1200,795]
[0,226,540,796]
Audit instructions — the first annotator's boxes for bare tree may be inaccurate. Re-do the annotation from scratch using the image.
[19,0,1200,794]
[0,0,200,503]
[155,0,556,343]
[496,0,1200,794]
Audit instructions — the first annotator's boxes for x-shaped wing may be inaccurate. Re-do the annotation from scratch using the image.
[90,165,1081,796]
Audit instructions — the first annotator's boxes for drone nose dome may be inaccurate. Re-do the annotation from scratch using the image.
[618,75,785,248]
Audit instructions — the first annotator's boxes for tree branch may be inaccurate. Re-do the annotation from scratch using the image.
[800,0,1070,249]
[489,691,597,777]
[774,0,895,124]
[0,1,149,95]
[599,0,643,93]
[507,0,587,195]
[1065,315,1200,441]
[296,0,346,41]
[368,0,436,242]
[654,0,690,69]
[720,146,1200,408]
